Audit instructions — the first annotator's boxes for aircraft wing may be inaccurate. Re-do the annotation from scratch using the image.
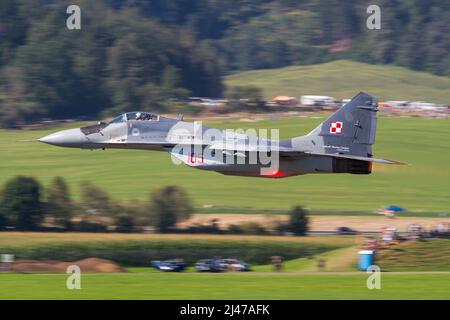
[131,139,402,165]
[280,150,403,164]
[307,152,404,164]
[209,142,402,164]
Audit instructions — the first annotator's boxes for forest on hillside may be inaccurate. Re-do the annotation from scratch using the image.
[0,0,449,126]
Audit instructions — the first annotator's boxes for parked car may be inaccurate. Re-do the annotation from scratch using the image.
[217,259,251,272]
[195,259,225,272]
[336,227,358,235]
[152,259,186,272]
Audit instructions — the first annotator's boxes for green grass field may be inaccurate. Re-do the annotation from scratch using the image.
[1,116,449,212]
[225,60,450,103]
[1,273,449,299]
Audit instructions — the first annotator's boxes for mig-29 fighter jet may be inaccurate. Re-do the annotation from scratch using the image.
[38,92,401,178]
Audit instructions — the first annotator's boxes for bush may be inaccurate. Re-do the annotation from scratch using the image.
[71,221,108,233]
[149,185,193,232]
[274,206,309,236]
[288,206,309,236]
[79,181,111,216]
[232,222,268,235]
[180,219,223,234]
[0,176,44,230]
[0,213,6,230]
[114,214,135,233]
[46,177,73,230]
[227,224,243,234]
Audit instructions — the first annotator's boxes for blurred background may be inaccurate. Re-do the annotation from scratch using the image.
[0,0,449,126]
[0,0,449,299]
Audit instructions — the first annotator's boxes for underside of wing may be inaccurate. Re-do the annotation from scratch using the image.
[149,140,403,165]
[228,145,404,165]
[304,152,403,164]
[279,150,404,164]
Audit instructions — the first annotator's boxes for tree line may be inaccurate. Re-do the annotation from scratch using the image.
[0,0,223,127]
[2,0,447,127]
[0,176,193,233]
[0,176,309,235]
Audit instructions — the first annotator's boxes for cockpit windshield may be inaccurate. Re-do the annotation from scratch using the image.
[108,114,125,124]
[107,112,160,124]
[126,112,159,121]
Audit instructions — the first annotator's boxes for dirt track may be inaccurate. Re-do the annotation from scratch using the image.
[11,258,125,273]
[179,214,450,232]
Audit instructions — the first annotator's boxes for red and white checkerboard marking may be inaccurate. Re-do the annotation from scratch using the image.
[329,121,343,134]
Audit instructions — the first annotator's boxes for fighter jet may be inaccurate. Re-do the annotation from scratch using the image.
[38,92,401,178]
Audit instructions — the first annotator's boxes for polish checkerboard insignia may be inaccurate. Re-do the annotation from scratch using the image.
[330,121,343,134]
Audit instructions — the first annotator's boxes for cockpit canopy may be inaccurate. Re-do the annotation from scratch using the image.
[81,112,161,135]
[108,112,160,124]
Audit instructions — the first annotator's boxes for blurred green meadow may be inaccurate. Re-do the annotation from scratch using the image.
[0,116,449,212]
[225,60,450,104]
[1,272,449,299]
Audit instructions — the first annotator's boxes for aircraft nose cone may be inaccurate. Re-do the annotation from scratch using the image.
[39,128,84,147]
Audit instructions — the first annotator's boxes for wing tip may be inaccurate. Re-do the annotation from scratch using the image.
[374,158,406,165]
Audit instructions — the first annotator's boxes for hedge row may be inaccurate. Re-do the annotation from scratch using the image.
[0,239,345,266]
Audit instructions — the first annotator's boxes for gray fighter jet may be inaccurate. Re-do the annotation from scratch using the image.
[39,92,400,178]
